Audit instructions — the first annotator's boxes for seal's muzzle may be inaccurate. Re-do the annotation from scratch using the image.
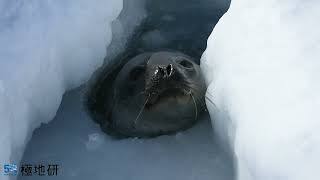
[144,53,193,106]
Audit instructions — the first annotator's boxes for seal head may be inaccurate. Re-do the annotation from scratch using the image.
[90,51,206,138]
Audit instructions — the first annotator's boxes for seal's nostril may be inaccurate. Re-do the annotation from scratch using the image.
[156,65,172,78]
[157,66,165,77]
[166,64,173,77]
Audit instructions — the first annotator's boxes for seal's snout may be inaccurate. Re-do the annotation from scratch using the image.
[156,64,173,78]
[145,62,176,92]
[145,62,178,106]
[144,52,201,107]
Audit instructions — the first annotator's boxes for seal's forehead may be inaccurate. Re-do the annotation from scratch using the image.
[147,51,194,66]
[148,52,178,65]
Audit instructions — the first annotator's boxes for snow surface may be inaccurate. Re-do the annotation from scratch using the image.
[19,87,234,180]
[6,0,319,179]
[201,0,320,179]
[1,0,234,179]
[0,0,122,179]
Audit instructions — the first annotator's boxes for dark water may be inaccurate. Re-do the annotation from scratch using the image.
[119,0,230,62]
[142,0,230,60]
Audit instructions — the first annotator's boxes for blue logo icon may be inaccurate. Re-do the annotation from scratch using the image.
[4,164,18,175]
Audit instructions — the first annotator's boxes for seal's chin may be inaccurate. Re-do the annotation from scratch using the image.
[145,88,187,108]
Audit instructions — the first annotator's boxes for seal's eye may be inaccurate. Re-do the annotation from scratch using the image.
[179,59,193,69]
[130,67,145,81]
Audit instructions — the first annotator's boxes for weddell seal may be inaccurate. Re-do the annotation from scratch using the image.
[87,51,206,138]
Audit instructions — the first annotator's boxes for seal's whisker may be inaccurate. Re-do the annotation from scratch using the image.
[134,94,151,126]
[205,92,220,112]
[190,91,198,121]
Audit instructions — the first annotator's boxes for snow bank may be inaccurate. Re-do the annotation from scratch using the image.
[0,0,123,176]
[202,0,320,179]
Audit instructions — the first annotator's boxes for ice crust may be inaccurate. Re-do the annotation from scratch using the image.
[201,0,320,179]
[0,1,122,179]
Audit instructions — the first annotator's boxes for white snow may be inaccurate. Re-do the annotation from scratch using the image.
[0,0,122,178]
[6,0,319,179]
[201,0,320,179]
